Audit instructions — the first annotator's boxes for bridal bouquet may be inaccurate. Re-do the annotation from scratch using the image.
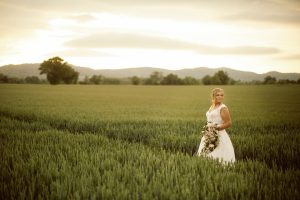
[200,122,219,155]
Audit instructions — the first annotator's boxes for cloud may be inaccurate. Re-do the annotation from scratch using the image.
[0,0,101,13]
[222,12,300,25]
[196,45,280,55]
[65,32,193,49]
[47,49,114,58]
[65,32,280,55]
[281,54,300,60]
[2,0,299,19]
[100,0,300,25]
[0,0,296,68]
[67,14,97,23]
[220,0,300,25]
[1,0,300,37]
[0,1,50,37]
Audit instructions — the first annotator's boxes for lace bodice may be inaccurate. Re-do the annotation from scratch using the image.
[206,103,227,125]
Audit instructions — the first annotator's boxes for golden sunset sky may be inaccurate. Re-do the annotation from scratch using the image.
[1,0,300,73]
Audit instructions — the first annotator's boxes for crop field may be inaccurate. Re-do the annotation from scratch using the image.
[0,84,299,199]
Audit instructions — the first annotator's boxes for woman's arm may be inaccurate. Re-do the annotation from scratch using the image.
[217,107,232,130]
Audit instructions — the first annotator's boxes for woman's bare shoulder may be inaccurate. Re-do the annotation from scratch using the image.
[220,104,228,109]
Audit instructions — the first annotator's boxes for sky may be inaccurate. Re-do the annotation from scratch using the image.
[1,0,300,74]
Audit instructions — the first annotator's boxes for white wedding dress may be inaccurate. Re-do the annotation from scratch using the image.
[196,104,236,164]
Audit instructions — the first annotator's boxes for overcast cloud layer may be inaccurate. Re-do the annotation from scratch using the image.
[0,0,300,73]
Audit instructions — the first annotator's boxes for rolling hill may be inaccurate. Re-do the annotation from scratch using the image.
[0,63,299,82]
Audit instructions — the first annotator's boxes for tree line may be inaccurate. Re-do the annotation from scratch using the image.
[2,71,300,85]
[0,74,47,84]
[1,57,300,85]
[128,70,235,85]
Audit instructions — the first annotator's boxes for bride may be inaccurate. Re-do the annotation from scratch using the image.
[196,88,236,163]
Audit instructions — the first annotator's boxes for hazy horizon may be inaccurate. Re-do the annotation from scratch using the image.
[1,0,300,74]
[2,62,300,76]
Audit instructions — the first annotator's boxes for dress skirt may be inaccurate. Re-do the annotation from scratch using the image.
[197,130,235,163]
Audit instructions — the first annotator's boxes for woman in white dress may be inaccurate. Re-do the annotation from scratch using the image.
[196,88,236,164]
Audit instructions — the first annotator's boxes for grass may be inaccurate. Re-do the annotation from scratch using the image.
[0,84,299,199]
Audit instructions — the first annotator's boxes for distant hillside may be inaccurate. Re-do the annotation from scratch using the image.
[1,63,300,82]
[0,64,46,79]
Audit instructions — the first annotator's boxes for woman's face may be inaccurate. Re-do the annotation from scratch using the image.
[214,91,224,103]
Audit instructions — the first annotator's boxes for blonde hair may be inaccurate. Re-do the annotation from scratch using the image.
[210,88,224,109]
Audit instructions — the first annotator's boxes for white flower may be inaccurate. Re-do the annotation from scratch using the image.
[200,122,219,155]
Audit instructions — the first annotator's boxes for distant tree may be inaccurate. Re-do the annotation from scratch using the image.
[89,75,103,84]
[131,76,141,85]
[103,77,120,84]
[297,78,300,84]
[182,76,200,85]
[144,71,163,85]
[232,80,242,85]
[290,80,297,84]
[277,79,289,84]
[212,70,230,85]
[25,76,41,84]
[202,75,212,85]
[0,73,8,83]
[202,70,232,85]
[263,76,277,84]
[249,80,263,85]
[161,73,183,85]
[211,75,222,85]
[79,76,90,84]
[7,77,24,84]
[39,57,79,85]
[228,78,237,85]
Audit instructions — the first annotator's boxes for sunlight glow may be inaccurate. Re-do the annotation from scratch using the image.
[1,4,300,73]
[49,19,77,27]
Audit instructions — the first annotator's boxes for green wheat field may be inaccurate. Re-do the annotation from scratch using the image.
[0,84,299,199]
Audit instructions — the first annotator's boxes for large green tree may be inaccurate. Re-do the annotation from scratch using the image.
[39,57,79,85]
